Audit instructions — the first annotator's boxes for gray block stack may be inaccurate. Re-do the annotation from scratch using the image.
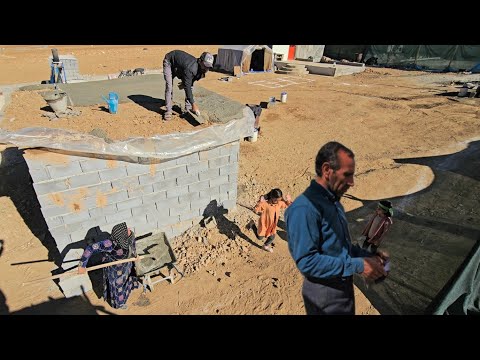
[24,141,239,266]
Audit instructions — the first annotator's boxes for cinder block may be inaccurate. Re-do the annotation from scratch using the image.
[190,197,212,211]
[163,165,188,180]
[79,216,108,231]
[125,163,150,176]
[199,147,221,160]
[142,191,167,205]
[219,143,234,156]
[198,168,220,181]
[62,211,91,225]
[59,274,92,298]
[157,215,180,227]
[175,152,199,165]
[170,219,194,237]
[228,189,238,200]
[176,174,199,186]
[218,193,229,203]
[88,204,117,218]
[151,178,178,193]
[166,186,189,198]
[178,192,200,203]
[187,160,209,175]
[134,223,157,237]
[29,167,51,183]
[169,203,191,217]
[219,163,239,176]
[33,178,70,196]
[220,182,237,194]
[209,156,230,169]
[229,173,238,184]
[116,197,143,211]
[41,205,70,218]
[210,175,229,187]
[154,202,171,217]
[47,215,64,228]
[106,209,132,224]
[111,176,140,190]
[138,172,164,185]
[130,214,148,224]
[131,203,157,217]
[50,232,72,253]
[69,228,91,242]
[67,172,102,190]
[188,180,210,193]
[127,184,154,198]
[98,167,127,182]
[104,190,129,204]
[199,186,220,199]
[222,199,237,210]
[79,159,108,173]
[46,161,83,179]
[180,209,200,221]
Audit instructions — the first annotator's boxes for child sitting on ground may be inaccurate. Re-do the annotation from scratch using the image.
[246,188,292,253]
[361,200,394,253]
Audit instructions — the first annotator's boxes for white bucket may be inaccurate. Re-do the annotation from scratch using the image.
[281,92,287,103]
[247,128,259,142]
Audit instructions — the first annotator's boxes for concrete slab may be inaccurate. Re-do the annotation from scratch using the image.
[19,75,245,124]
[275,60,365,77]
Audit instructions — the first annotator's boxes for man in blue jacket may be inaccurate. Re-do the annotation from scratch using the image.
[162,50,214,121]
[285,141,387,315]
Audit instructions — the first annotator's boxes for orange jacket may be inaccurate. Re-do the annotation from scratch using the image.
[254,199,291,237]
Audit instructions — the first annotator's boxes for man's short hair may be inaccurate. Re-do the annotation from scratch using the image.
[315,141,354,177]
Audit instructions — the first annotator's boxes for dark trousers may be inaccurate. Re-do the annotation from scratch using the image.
[252,223,275,246]
[302,276,355,315]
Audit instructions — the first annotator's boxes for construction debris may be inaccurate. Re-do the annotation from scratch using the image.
[41,107,81,120]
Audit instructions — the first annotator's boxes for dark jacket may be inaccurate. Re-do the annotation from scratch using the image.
[164,50,204,105]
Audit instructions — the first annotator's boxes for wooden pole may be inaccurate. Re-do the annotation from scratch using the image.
[22,254,155,286]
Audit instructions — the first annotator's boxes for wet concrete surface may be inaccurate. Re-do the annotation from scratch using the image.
[19,75,245,123]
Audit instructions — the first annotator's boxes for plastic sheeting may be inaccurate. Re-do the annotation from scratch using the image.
[0,107,255,162]
[324,45,480,72]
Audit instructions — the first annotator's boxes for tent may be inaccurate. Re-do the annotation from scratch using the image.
[215,45,274,74]
[324,45,480,73]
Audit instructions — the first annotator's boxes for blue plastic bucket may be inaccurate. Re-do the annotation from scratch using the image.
[102,92,119,114]
[108,98,118,114]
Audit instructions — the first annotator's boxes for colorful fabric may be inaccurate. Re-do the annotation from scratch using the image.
[79,238,139,309]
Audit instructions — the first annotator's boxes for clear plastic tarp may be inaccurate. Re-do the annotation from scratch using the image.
[0,107,255,162]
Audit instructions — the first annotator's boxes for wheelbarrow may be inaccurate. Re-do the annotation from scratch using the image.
[134,231,184,292]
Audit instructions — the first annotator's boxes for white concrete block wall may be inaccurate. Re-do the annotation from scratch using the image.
[23,141,240,263]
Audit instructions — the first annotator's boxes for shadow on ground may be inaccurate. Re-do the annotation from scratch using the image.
[8,286,116,315]
[0,148,61,266]
[347,140,480,314]
[202,200,262,250]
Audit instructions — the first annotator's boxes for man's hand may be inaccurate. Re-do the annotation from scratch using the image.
[284,194,292,202]
[192,103,200,116]
[259,195,266,203]
[362,256,387,281]
[78,266,87,275]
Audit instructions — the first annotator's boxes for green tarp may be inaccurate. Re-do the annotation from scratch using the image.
[324,45,480,72]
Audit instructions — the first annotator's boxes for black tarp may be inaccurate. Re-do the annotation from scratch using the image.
[347,140,480,314]
[324,45,480,72]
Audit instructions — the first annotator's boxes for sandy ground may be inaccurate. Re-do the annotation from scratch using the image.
[1,45,479,315]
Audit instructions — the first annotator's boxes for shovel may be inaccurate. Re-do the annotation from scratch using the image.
[22,254,156,286]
